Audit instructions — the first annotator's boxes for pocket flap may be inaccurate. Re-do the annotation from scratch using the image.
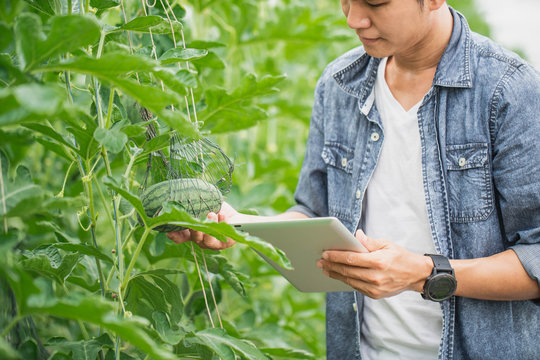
[322,143,354,173]
[446,143,488,170]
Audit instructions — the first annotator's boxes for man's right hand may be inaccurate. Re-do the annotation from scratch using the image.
[166,202,241,250]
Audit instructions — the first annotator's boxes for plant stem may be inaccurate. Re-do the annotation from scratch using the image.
[121,227,151,294]
[0,154,8,234]
[84,159,107,297]
[105,88,115,129]
[0,315,24,338]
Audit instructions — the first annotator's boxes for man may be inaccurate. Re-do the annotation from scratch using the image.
[168,0,540,358]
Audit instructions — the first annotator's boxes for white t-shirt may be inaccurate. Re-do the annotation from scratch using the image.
[359,57,443,360]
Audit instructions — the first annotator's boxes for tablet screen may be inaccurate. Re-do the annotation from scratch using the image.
[233,217,366,292]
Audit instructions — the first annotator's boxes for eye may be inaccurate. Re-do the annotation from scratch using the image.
[366,1,385,7]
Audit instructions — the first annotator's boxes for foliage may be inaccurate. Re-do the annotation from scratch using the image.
[0,0,491,359]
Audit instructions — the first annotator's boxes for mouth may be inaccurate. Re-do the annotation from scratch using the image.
[358,36,380,45]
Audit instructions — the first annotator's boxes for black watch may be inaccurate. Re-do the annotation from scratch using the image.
[421,254,457,302]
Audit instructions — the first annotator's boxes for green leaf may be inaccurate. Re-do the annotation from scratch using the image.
[94,127,128,153]
[152,311,186,345]
[102,176,146,223]
[90,0,119,9]
[191,50,225,69]
[46,334,114,360]
[158,109,199,139]
[22,246,81,285]
[0,150,47,218]
[261,347,315,359]
[53,243,114,264]
[148,205,292,269]
[14,83,64,115]
[115,15,182,34]
[200,74,286,133]
[23,0,55,17]
[23,123,76,151]
[0,338,21,360]
[0,22,13,51]
[153,68,198,96]
[185,328,268,360]
[39,52,158,75]
[137,133,171,159]
[13,13,43,69]
[27,15,101,70]
[0,83,65,126]
[159,48,208,65]
[25,294,177,360]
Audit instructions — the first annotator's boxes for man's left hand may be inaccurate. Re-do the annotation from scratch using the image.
[317,230,433,299]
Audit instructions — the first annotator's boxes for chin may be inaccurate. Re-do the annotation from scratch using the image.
[361,42,392,59]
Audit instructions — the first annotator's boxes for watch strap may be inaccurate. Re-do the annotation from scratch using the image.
[425,253,454,275]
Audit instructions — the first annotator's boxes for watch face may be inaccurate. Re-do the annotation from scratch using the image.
[427,274,457,301]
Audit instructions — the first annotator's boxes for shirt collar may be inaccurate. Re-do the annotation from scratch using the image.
[332,6,473,102]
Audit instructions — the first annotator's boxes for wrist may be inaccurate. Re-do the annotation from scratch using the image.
[412,254,435,293]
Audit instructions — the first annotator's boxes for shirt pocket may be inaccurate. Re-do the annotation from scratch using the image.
[445,143,494,223]
[321,143,355,223]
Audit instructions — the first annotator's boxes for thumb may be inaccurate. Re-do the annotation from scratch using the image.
[355,229,387,252]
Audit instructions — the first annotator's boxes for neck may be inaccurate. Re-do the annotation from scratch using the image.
[390,4,453,73]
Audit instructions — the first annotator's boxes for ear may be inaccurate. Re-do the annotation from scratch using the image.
[427,0,447,11]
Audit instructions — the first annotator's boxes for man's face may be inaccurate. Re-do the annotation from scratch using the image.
[340,0,431,58]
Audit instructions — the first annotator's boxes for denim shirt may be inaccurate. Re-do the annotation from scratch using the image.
[290,8,540,360]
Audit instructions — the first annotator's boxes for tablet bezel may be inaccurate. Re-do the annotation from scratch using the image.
[233,217,366,293]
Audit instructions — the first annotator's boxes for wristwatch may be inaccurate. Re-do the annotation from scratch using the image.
[422,254,457,302]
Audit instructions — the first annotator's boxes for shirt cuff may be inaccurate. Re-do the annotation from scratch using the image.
[287,204,317,219]
[510,243,540,305]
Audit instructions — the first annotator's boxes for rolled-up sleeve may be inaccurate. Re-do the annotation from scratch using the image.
[491,64,540,289]
[288,75,329,219]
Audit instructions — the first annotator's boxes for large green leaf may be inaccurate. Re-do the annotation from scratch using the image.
[94,127,128,154]
[25,294,178,360]
[147,204,292,269]
[0,151,47,218]
[23,122,77,152]
[152,311,186,345]
[184,328,268,360]
[39,52,158,75]
[17,15,101,70]
[0,338,21,360]
[90,0,119,9]
[154,68,198,96]
[144,240,249,297]
[13,13,43,70]
[159,48,208,65]
[0,84,65,126]
[200,74,286,133]
[261,347,315,359]
[114,15,182,34]
[46,334,114,360]
[53,243,114,264]
[22,246,81,285]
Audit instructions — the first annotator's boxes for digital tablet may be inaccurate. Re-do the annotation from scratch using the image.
[232,217,367,293]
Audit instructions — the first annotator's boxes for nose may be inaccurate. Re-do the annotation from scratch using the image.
[346,3,371,29]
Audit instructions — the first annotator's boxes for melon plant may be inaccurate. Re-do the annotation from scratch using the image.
[0,0,490,359]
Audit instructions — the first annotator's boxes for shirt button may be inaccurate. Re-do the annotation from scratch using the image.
[458,157,466,167]
[370,132,380,142]
[355,189,361,199]
[352,303,358,312]
[341,158,348,167]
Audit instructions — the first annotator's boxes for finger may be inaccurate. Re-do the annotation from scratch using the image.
[167,229,191,244]
[355,231,388,252]
[322,250,373,267]
[323,269,372,295]
[190,229,204,244]
[318,259,381,284]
